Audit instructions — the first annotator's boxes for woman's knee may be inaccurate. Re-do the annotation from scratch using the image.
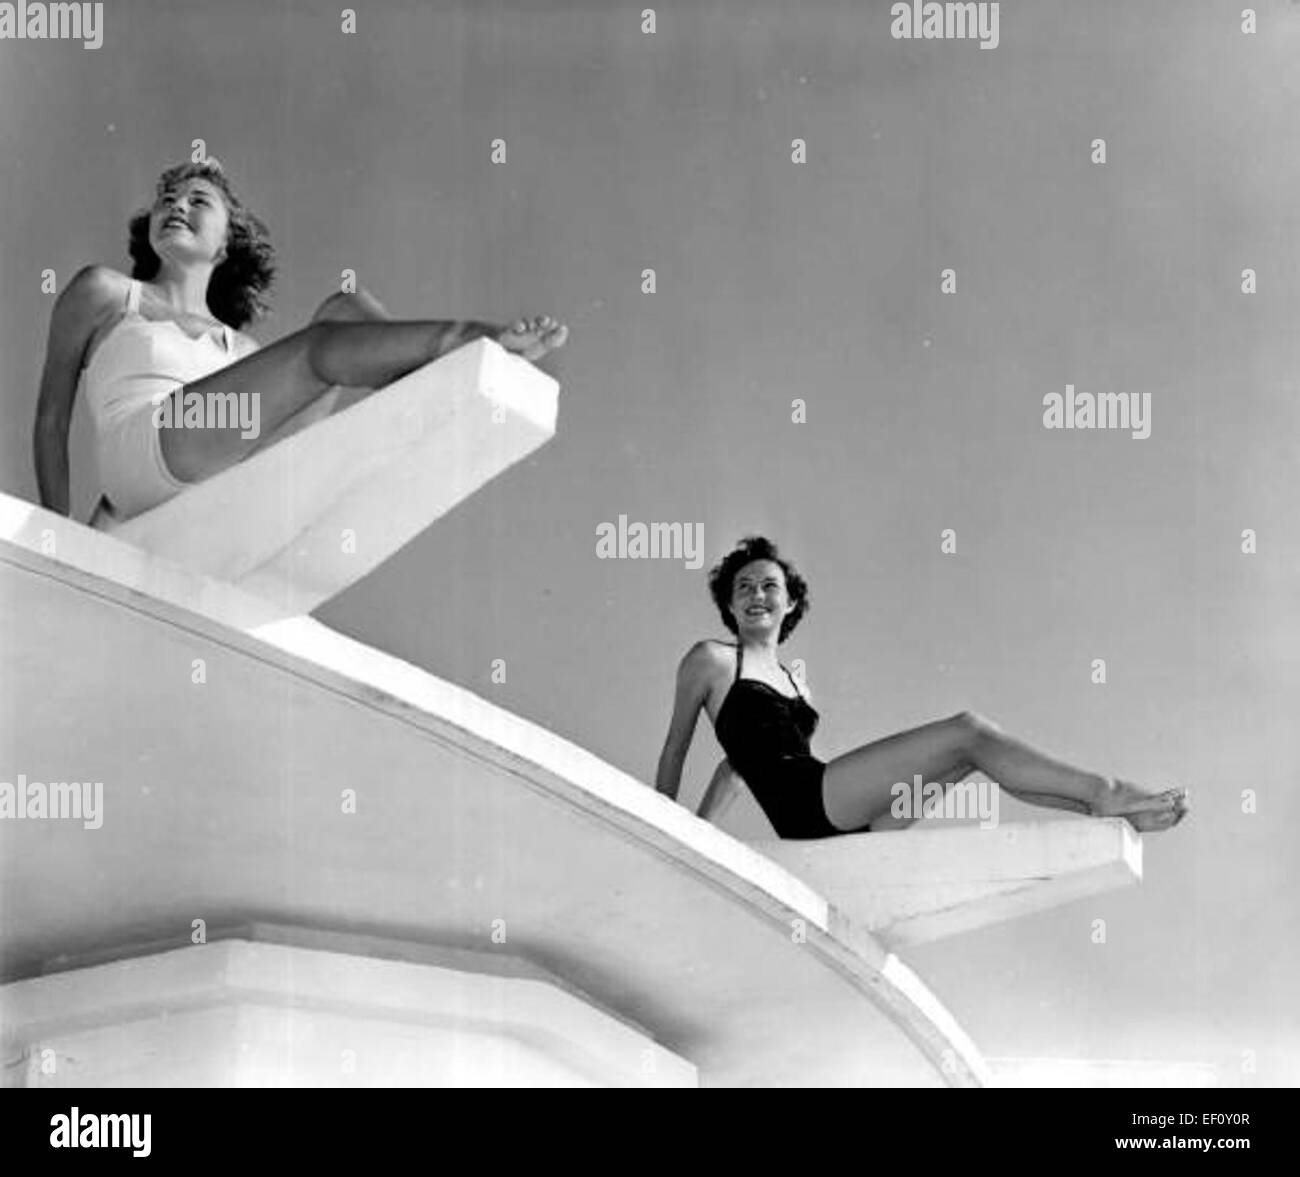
[951,709,1002,748]
[310,288,388,324]
[301,318,341,375]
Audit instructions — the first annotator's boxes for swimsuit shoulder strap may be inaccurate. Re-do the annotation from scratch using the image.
[734,643,744,681]
[82,279,142,376]
[782,662,804,700]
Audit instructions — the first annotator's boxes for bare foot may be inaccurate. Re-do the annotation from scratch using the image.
[497,315,568,362]
[1090,777,1188,833]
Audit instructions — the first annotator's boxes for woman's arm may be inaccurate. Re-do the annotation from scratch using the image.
[33,265,122,515]
[653,642,713,802]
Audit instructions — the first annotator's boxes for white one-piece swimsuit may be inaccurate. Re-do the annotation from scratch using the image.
[81,277,259,523]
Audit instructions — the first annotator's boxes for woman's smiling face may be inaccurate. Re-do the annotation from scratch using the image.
[149,177,230,269]
[730,558,791,638]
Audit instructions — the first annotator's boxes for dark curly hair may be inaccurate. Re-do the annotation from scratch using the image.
[708,535,810,643]
[126,160,275,329]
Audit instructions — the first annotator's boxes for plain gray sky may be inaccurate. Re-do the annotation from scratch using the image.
[2,0,1296,1082]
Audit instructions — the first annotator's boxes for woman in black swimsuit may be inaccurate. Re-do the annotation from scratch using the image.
[654,535,1189,840]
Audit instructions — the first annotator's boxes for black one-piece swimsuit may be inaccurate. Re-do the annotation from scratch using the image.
[712,643,870,839]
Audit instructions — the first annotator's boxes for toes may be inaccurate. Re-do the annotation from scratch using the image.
[500,317,567,357]
[1128,804,1184,833]
[1155,788,1188,816]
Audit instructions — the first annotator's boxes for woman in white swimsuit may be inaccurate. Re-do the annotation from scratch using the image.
[33,160,568,523]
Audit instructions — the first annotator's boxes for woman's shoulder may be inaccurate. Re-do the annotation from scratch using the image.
[686,637,736,659]
[71,263,130,288]
[680,638,737,677]
[60,265,132,317]
[48,267,135,362]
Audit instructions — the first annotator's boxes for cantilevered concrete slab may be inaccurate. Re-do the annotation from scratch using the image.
[756,819,1142,948]
[101,338,557,617]
[0,494,992,1087]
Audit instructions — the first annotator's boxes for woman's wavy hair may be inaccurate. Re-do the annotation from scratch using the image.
[126,160,275,329]
[708,535,810,644]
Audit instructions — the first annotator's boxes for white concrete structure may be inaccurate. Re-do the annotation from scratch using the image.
[0,340,1154,1086]
[758,819,1141,948]
[103,338,558,617]
[4,931,695,1087]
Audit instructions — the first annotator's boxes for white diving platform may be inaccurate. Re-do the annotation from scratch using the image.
[103,337,557,617]
[0,340,1151,1086]
[757,818,1141,948]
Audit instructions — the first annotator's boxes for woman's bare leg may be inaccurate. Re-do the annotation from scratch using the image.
[158,303,565,483]
[822,711,1185,833]
[247,289,393,451]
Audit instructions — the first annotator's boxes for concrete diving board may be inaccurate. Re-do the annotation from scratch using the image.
[756,818,1142,948]
[100,337,557,617]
